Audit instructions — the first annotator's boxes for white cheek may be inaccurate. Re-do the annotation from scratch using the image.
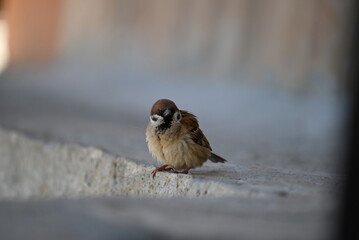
[150,115,164,127]
[173,112,182,123]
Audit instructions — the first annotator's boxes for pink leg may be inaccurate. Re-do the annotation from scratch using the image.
[152,164,174,179]
[173,168,191,175]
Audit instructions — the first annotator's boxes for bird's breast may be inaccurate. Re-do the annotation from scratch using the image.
[146,124,210,169]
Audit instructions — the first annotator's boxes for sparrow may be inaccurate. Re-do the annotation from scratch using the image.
[146,99,227,178]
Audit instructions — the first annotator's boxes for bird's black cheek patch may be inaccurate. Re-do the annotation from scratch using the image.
[156,115,173,131]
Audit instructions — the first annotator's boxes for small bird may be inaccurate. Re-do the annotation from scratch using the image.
[146,99,227,178]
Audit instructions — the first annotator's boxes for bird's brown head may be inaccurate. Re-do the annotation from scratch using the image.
[149,99,182,131]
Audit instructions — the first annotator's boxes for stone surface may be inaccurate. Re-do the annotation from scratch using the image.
[0,67,343,239]
[0,197,336,240]
[0,127,339,240]
[0,128,236,199]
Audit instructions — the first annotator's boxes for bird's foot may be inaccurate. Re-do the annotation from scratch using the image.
[152,164,175,179]
[173,168,191,175]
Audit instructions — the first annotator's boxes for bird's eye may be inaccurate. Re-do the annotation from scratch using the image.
[151,116,158,122]
[177,113,181,120]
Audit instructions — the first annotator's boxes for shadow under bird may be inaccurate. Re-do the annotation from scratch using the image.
[146,99,227,178]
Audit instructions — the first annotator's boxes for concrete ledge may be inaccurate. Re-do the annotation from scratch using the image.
[0,127,236,199]
[0,127,338,239]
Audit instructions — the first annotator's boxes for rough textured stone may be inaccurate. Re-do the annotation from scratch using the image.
[0,128,236,199]
[0,126,339,239]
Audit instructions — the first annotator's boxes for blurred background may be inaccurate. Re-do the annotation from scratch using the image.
[0,0,350,88]
[0,0,355,239]
[0,0,351,171]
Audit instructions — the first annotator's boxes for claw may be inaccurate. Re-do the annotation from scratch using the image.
[151,169,158,179]
[151,165,191,178]
[151,165,175,179]
[173,168,191,175]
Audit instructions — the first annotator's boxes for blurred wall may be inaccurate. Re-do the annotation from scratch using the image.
[3,0,351,92]
[4,0,61,65]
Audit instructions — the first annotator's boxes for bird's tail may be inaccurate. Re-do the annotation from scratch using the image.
[209,152,227,163]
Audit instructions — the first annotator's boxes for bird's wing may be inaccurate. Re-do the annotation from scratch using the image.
[180,110,212,151]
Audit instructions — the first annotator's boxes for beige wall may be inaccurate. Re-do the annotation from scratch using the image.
[4,0,61,65]
[3,0,352,91]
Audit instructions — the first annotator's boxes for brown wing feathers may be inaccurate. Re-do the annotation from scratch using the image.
[180,110,226,163]
[180,110,212,150]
